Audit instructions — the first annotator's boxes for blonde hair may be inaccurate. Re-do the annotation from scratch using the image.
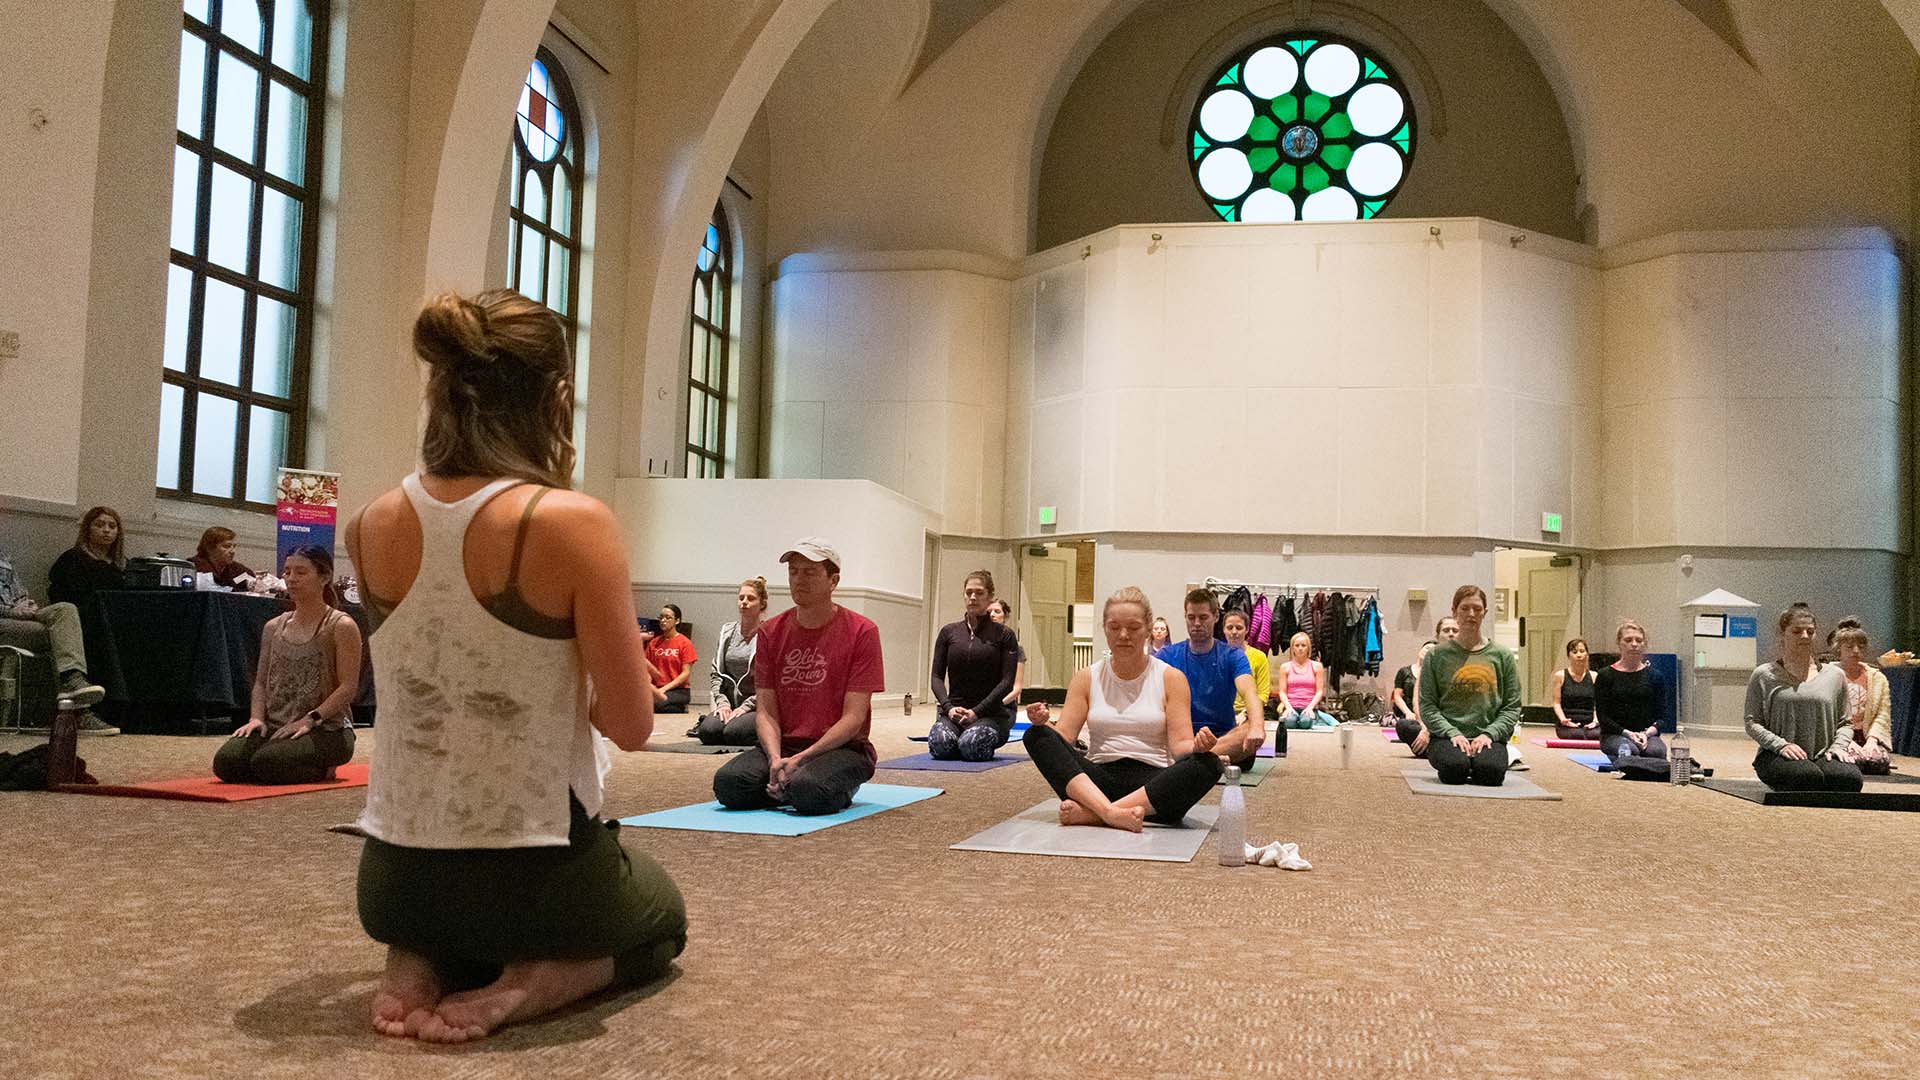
[1615,619,1647,643]
[1103,586,1153,625]
[1831,617,1868,650]
[415,290,576,489]
[740,576,769,610]
[1289,631,1312,652]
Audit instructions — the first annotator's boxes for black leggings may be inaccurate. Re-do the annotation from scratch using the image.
[695,708,758,745]
[1426,736,1509,786]
[1022,725,1222,825]
[1393,716,1428,759]
[1754,750,1864,793]
[655,687,691,714]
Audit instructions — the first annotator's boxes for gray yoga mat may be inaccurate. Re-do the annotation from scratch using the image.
[950,800,1220,862]
[1401,768,1562,801]
[644,740,747,755]
[1696,777,1920,811]
[1216,757,1277,787]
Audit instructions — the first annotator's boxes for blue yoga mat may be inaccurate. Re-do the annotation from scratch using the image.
[910,721,1031,743]
[1569,751,1615,772]
[618,783,943,836]
[877,752,1024,772]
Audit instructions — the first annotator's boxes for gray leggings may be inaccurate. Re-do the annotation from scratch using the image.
[213,727,355,784]
[1754,750,1864,793]
[1601,732,1667,762]
[928,713,1009,761]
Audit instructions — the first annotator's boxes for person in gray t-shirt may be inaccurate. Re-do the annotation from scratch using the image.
[1744,604,1862,793]
[695,577,768,746]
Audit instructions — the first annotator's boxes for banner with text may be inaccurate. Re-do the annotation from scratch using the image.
[275,468,339,572]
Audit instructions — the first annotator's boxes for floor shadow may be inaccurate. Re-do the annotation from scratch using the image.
[233,966,681,1052]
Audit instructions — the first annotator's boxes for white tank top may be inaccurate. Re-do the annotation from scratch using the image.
[1085,656,1172,768]
[357,475,605,849]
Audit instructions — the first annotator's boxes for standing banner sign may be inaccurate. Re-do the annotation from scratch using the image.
[275,468,339,572]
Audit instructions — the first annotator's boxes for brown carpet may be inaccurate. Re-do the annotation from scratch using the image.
[3,722,1917,1078]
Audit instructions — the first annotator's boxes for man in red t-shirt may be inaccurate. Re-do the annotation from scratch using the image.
[712,537,885,815]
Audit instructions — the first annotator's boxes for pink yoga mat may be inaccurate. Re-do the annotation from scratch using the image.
[1531,738,1601,749]
[56,763,370,802]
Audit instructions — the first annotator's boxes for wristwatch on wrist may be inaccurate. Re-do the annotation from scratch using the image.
[306,710,323,725]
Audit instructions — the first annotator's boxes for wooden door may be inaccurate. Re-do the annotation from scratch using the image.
[1020,545,1077,689]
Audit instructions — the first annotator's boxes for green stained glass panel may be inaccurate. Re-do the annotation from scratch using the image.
[1273,163,1298,192]
[1288,39,1317,55]
[1214,203,1238,222]
[1322,111,1352,139]
[1248,147,1278,172]
[1303,163,1330,192]
[1362,200,1386,218]
[1217,63,1241,86]
[1392,122,1413,152]
[1305,93,1331,122]
[1275,96,1299,123]
[1364,59,1385,80]
[1193,132,1210,160]
[1249,116,1279,141]
[1320,144,1353,170]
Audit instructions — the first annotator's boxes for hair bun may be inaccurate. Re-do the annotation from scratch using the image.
[1835,616,1863,631]
[413,293,492,372]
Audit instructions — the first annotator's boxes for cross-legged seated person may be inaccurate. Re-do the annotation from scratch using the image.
[349,291,686,1043]
[1745,604,1863,793]
[1595,621,1665,764]
[0,546,113,733]
[927,570,1018,761]
[713,539,884,815]
[1831,618,1893,776]
[1551,637,1601,741]
[1223,609,1270,720]
[1419,586,1520,786]
[695,577,768,746]
[1021,587,1224,831]
[215,545,362,784]
[642,604,696,714]
[1392,640,1439,758]
[1275,631,1339,729]
[1157,588,1265,769]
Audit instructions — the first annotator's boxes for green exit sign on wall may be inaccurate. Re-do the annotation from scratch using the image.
[1038,506,1057,526]
[1541,511,1563,534]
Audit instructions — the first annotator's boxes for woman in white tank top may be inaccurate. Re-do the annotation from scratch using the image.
[1020,587,1226,830]
[347,291,686,1045]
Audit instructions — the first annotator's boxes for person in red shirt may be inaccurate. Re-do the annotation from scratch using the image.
[712,537,884,815]
[641,604,697,713]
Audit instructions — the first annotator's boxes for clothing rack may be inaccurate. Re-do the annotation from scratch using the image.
[1202,576,1381,596]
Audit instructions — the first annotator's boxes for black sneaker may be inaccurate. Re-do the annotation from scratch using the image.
[76,712,120,737]
[58,674,107,710]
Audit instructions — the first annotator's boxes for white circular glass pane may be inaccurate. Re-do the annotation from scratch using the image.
[1240,188,1296,223]
[1301,186,1360,221]
[1197,148,1253,200]
[1198,90,1254,142]
[1304,43,1360,97]
[1242,47,1298,99]
[1348,82,1405,137]
[1345,142,1405,196]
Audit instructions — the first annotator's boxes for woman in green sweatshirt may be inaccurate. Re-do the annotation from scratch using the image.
[1417,585,1522,786]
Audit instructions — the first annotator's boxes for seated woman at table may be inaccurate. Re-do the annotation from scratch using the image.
[1276,632,1338,729]
[214,545,362,785]
[1021,586,1223,832]
[1830,617,1892,776]
[1550,637,1601,741]
[48,505,127,606]
[192,526,258,589]
[695,577,767,746]
[1595,621,1665,764]
[643,604,697,714]
[1745,604,1862,792]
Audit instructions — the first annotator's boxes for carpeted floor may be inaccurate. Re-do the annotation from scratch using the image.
[3,718,1916,1079]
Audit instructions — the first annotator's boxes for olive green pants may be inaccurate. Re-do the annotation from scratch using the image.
[357,796,687,990]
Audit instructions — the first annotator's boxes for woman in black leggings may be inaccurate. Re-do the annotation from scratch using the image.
[1021,586,1224,831]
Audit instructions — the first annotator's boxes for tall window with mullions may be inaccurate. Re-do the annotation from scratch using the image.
[507,49,584,351]
[160,0,328,509]
[686,210,731,479]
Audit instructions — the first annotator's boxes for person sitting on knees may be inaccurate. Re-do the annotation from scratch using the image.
[1,545,114,734]
[642,604,696,714]
[927,571,1018,761]
[1418,586,1520,786]
[214,545,361,785]
[989,598,1026,710]
[1021,586,1223,831]
[1746,604,1863,793]
[1223,610,1270,721]
[1275,631,1339,729]
[1157,588,1265,768]
[713,539,884,815]
[192,526,258,589]
[695,577,768,746]
[1550,637,1601,741]
[1392,640,1437,758]
[1831,618,1892,775]
[1595,621,1665,764]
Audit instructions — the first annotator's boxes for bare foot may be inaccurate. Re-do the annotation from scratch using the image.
[1058,799,1101,826]
[416,957,617,1044]
[371,947,442,1038]
[1098,804,1146,833]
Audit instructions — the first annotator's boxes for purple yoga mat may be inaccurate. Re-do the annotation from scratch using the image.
[876,752,1024,772]
[1383,727,1400,742]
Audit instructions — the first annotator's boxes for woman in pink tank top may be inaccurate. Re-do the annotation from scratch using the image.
[1278,632,1337,729]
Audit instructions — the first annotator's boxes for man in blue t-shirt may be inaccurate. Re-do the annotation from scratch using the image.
[1157,588,1265,767]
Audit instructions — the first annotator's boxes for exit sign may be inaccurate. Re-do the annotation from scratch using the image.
[1541,511,1563,533]
[1038,505,1057,526]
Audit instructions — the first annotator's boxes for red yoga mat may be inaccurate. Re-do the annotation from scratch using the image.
[54,763,370,802]
[1531,738,1602,749]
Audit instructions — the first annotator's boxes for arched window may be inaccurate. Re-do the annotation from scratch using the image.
[685,207,731,478]
[159,0,329,508]
[506,48,584,349]
[1188,33,1415,223]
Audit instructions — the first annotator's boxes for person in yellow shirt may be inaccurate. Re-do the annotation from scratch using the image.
[1223,609,1270,718]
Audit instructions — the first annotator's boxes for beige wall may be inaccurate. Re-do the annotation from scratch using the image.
[1035,0,1584,250]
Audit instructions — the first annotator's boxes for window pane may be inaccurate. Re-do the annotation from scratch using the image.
[707,326,724,388]
[221,0,263,52]
[157,383,185,488]
[518,223,544,301]
[185,0,211,24]
[693,275,710,321]
[208,163,253,273]
[177,31,207,138]
[547,242,568,315]
[191,393,239,498]
[505,224,518,284]
[705,393,720,450]
[553,166,572,232]
[200,278,246,385]
[245,407,288,503]
[271,0,313,79]
[213,53,261,163]
[523,170,546,221]
[265,80,306,183]
[253,296,294,396]
[686,392,702,447]
[688,326,706,382]
[170,147,201,254]
[259,187,301,289]
[164,265,193,372]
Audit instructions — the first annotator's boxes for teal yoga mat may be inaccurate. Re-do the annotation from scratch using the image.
[618,783,943,836]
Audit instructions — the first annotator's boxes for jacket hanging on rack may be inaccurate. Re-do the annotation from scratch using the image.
[1362,597,1383,676]
[1249,593,1272,652]
[1273,593,1298,649]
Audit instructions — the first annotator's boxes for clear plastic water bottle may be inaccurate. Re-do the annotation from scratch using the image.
[1338,722,1353,769]
[1668,727,1692,785]
[1218,765,1246,866]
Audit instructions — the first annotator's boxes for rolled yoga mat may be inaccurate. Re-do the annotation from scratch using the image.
[877,752,1023,772]
[54,763,370,803]
[618,783,942,835]
[950,800,1220,862]
[1532,737,1602,749]
[1694,777,1920,812]
[1401,768,1562,801]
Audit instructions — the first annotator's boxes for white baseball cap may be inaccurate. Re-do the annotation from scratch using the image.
[779,537,841,572]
